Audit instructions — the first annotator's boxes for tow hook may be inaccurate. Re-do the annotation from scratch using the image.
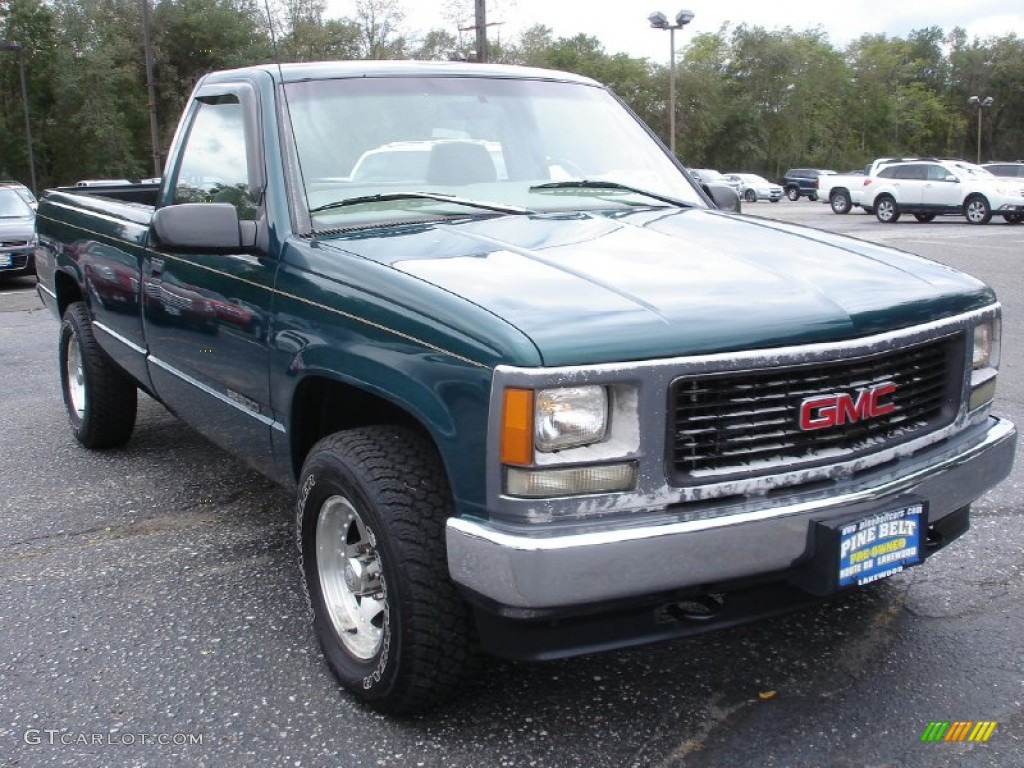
[660,594,726,623]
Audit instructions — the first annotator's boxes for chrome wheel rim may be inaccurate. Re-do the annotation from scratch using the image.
[66,335,86,419]
[316,495,386,659]
[831,195,848,213]
[966,201,986,222]
[878,201,894,221]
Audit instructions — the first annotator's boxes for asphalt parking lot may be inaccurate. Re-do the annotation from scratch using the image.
[2,202,1022,768]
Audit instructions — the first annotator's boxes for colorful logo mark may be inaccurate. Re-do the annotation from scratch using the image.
[921,721,997,742]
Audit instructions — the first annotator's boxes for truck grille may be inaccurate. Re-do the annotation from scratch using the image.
[669,335,962,481]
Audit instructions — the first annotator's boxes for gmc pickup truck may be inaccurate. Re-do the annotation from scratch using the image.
[34,61,1016,714]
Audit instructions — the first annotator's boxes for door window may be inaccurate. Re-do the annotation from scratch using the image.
[173,99,258,220]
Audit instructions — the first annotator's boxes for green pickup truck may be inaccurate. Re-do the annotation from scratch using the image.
[34,61,1015,714]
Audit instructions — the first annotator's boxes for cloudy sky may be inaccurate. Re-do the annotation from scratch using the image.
[330,1,1024,60]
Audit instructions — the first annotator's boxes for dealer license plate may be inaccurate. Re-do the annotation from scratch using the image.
[838,503,924,587]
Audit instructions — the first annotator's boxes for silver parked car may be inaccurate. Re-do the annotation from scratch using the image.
[982,161,1024,179]
[725,173,783,203]
[0,187,37,279]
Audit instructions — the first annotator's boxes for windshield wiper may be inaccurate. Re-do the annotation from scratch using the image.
[528,180,693,208]
[309,191,535,216]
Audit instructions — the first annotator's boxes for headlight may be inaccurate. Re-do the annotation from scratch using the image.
[499,383,636,497]
[973,320,1000,369]
[535,385,608,452]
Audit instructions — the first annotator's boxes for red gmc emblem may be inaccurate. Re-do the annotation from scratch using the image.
[799,382,897,431]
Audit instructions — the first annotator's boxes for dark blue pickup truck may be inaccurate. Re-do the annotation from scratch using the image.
[34,61,1015,714]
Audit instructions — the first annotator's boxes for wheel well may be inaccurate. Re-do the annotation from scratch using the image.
[290,376,430,480]
[54,270,83,317]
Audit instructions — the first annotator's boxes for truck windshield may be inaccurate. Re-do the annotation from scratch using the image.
[284,74,706,227]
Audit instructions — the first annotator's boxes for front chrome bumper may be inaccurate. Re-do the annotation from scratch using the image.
[447,416,1016,609]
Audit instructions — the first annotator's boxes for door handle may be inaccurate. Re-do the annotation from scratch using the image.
[150,258,165,277]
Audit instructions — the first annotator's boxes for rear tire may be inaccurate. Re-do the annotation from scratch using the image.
[786,187,800,201]
[913,213,936,222]
[744,189,757,203]
[1003,213,1023,224]
[59,302,137,448]
[830,190,852,214]
[297,425,479,715]
[874,196,900,223]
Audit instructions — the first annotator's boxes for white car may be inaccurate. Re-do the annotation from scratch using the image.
[349,139,508,183]
[724,173,783,203]
[862,159,1024,224]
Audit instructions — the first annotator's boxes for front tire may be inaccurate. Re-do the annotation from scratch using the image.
[59,302,137,448]
[913,213,936,222]
[1004,213,1023,224]
[830,190,852,214]
[964,195,992,225]
[874,195,901,223]
[297,426,478,715]
[786,187,800,201]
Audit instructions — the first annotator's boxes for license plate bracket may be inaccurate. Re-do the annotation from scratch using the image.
[789,498,927,596]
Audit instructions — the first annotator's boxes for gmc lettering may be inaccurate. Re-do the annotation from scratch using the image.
[799,383,897,430]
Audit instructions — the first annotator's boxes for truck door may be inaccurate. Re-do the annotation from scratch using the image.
[142,83,280,475]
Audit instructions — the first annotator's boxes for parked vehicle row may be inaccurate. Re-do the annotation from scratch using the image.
[688,169,782,203]
[812,157,1024,224]
[866,158,1024,224]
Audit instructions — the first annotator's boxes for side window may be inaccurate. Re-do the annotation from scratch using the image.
[894,165,926,180]
[926,164,950,181]
[173,99,258,220]
[878,166,899,179]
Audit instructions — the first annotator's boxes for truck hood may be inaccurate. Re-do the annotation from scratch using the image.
[318,208,994,366]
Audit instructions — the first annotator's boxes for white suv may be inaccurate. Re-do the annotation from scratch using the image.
[863,159,1024,224]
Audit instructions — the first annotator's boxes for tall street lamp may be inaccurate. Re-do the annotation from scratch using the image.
[0,39,37,194]
[968,95,994,165]
[648,9,695,156]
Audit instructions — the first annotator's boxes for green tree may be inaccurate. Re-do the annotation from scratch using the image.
[0,0,57,188]
[355,0,408,58]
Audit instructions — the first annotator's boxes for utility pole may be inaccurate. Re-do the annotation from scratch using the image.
[141,0,162,178]
[474,0,487,63]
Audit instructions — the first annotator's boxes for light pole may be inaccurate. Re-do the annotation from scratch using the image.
[968,95,994,165]
[0,39,37,194]
[648,9,695,156]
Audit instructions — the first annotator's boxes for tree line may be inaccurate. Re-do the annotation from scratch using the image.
[1,0,1022,191]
